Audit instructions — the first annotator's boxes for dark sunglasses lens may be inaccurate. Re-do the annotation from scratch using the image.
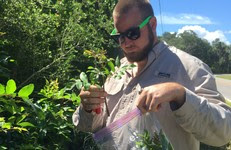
[126,28,140,40]
[111,27,140,44]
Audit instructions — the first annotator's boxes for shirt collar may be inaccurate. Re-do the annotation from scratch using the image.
[138,41,169,76]
[124,41,169,77]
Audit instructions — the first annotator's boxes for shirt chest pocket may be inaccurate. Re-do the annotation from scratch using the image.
[104,77,124,95]
[104,77,125,114]
[141,70,176,87]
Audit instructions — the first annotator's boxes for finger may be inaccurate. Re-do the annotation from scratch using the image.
[88,85,105,92]
[80,90,107,98]
[145,94,152,111]
[81,97,105,105]
[149,97,160,112]
[136,93,148,114]
[82,103,101,111]
[82,85,104,92]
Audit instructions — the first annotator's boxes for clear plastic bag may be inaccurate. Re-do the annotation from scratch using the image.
[93,108,160,150]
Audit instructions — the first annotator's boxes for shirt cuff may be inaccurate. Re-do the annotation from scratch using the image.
[72,104,96,131]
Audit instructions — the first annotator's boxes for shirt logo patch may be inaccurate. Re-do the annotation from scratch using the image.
[158,72,171,78]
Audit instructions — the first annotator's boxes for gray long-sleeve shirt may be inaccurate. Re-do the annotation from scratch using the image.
[73,42,231,150]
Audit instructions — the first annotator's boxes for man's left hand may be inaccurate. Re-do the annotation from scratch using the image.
[136,82,186,113]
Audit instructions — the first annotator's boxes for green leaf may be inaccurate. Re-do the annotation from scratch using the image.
[0,117,5,122]
[65,82,75,91]
[83,82,91,90]
[12,127,28,132]
[5,105,16,114]
[75,79,82,90]
[18,84,34,98]
[6,79,16,94]
[104,68,110,75]
[17,122,35,127]
[115,56,120,67]
[130,64,136,68]
[57,88,65,98]
[2,122,11,129]
[108,61,115,72]
[8,116,16,123]
[20,106,25,112]
[16,114,27,124]
[63,94,71,99]
[9,59,15,62]
[80,72,88,83]
[159,130,170,150]
[121,65,128,68]
[168,142,174,150]
[0,84,5,95]
[87,66,94,70]
[0,146,7,150]
[89,72,96,85]
[71,93,81,103]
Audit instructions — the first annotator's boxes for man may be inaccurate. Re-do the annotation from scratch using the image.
[73,0,231,149]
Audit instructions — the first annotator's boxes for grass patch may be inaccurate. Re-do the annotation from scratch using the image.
[226,99,231,107]
[216,74,231,80]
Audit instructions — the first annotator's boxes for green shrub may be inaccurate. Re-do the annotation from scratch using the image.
[0,0,118,90]
[0,79,82,149]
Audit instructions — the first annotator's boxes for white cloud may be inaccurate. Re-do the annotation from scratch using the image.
[177,25,230,45]
[156,13,213,25]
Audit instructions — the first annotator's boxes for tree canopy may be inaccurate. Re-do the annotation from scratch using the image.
[0,0,119,89]
[160,31,231,74]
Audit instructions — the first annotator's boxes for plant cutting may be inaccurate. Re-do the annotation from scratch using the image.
[67,49,135,116]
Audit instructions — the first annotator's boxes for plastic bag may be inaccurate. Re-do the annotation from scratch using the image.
[93,107,160,150]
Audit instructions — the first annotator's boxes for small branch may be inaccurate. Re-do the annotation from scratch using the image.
[102,76,110,116]
[18,48,74,89]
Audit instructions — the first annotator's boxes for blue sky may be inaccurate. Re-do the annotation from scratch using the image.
[150,0,231,45]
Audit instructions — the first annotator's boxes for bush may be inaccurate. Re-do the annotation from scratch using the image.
[0,79,87,149]
[0,0,118,90]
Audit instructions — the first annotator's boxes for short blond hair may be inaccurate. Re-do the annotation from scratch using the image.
[113,0,154,20]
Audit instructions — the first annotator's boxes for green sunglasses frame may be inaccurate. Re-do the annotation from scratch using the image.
[111,16,152,35]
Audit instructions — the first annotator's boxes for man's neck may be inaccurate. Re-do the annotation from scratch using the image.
[132,58,148,77]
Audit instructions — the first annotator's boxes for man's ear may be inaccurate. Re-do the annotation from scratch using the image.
[149,16,157,32]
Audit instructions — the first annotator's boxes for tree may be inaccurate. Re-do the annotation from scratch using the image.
[0,0,119,90]
[161,31,231,74]
[211,39,230,73]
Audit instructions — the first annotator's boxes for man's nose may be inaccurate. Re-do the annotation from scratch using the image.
[121,36,133,46]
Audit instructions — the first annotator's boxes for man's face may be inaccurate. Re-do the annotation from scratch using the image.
[113,9,155,62]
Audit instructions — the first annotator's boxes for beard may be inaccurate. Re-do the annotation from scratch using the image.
[123,25,154,62]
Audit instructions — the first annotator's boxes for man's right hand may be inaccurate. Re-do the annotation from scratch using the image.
[80,85,107,113]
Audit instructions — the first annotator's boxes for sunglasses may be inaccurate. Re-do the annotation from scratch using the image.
[111,16,152,44]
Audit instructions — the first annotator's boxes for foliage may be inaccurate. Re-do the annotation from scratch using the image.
[136,129,230,150]
[0,0,118,90]
[160,31,231,74]
[136,130,173,150]
[82,49,135,86]
[83,49,116,87]
[0,79,82,149]
[211,40,231,73]
[0,47,135,149]
[0,45,15,82]
[1,0,231,149]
